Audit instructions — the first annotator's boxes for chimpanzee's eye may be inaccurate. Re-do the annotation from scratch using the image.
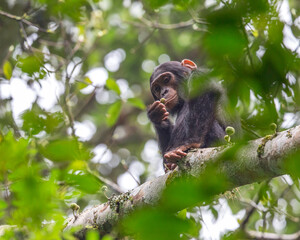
[154,85,160,93]
[163,76,170,84]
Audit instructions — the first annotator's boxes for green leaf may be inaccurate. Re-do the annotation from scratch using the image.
[86,230,100,240]
[284,150,300,177]
[0,200,7,217]
[127,98,146,110]
[106,100,122,127]
[0,132,30,181]
[3,61,13,80]
[106,78,121,95]
[19,55,43,76]
[41,139,91,162]
[102,235,113,240]
[21,110,45,135]
[78,77,92,90]
[66,172,100,194]
[22,109,64,135]
[11,170,58,226]
[177,208,187,220]
[122,208,195,240]
[144,0,169,9]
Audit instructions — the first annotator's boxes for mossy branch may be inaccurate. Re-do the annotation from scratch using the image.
[64,125,300,238]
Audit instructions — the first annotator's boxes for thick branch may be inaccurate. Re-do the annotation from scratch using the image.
[64,125,300,237]
[247,229,300,240]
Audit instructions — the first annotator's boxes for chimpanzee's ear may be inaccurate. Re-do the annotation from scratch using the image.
[181,59,197,70]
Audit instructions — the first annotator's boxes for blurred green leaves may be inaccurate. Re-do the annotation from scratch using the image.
[122,208,198,240]
[204,8,246,60]
[283,150,300,178]
[19,55,44,76]
[106,100,122,127]
[66,171,101,194]
[106,78,121,95]
[0,132,31,181]
[11,170,58,226]
[41,139,91,162]
[127,97,146,110]
[34,0,90,21]
[0,0,299,238]
[22,108,64,136]
[122,164,229,240]
[3,61,12,80]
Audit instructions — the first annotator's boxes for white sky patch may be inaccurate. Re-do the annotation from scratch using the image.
[99,0,112,11]
[0,82,11,99]
[274,98,280,112]
[104,49,126,72]
[141,139,159,163]
[282,175,294,185]
[117,172,139,192]
[74,120,96,141]
[33,74,64,111]
[129,2,145,19]
[108,154,120,168]
[96,90,117,104]
[137,111,149,125]
[279,0,293,25]
[108,14,122,27]
[26,33,38,47]
[81,67,108,94]
[272,213,287,232]
[123,0,131,8]
[201,199,245,239]
[158,54,170,64]
[283,25,300,53]
[142,60,156,73]
[91,144,112,164]
[117,79,134,99]
[10,78,36,121]
[66,57,82,83]
[281,112,296,129]
[129,160,145,178]
[141,139,164,177]
[256,46,266,59]
[279,0,300,54]
[205,0,217,8]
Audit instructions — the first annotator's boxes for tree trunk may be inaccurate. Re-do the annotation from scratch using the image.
[64,125,300,238]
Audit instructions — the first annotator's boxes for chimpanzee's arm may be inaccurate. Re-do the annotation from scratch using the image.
[153,120,174,154]
[186,90,224,146]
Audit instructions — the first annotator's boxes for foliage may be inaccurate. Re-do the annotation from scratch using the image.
[0,0,299,239]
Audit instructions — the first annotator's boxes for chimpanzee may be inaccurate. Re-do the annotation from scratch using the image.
[147,59,227,172]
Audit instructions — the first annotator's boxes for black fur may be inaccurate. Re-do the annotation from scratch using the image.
[149,61,226,156]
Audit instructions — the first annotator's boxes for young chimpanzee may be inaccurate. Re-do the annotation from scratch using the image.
[147,59,226,172]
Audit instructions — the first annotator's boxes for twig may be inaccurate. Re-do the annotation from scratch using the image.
[19,21,33,52]
[87,167,123,194]
[130,28,156,54]
[64,75,76,137]
[239,181,270,230]
[241,21,254,70]
[128,18,202,30]
[121,160,140,186]
[0,10,48,33]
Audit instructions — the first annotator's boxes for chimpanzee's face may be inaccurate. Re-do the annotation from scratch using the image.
[150,71,179,111]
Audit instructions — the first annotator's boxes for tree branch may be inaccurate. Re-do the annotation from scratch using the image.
[246,229,300,240]
[64,125,300,237]
[0,10,48,32]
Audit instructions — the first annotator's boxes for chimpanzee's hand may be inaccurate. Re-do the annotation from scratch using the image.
[147,100,169,124]
[164,143,202,172]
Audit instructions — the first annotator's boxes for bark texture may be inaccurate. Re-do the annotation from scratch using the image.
[64,125,300,237]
